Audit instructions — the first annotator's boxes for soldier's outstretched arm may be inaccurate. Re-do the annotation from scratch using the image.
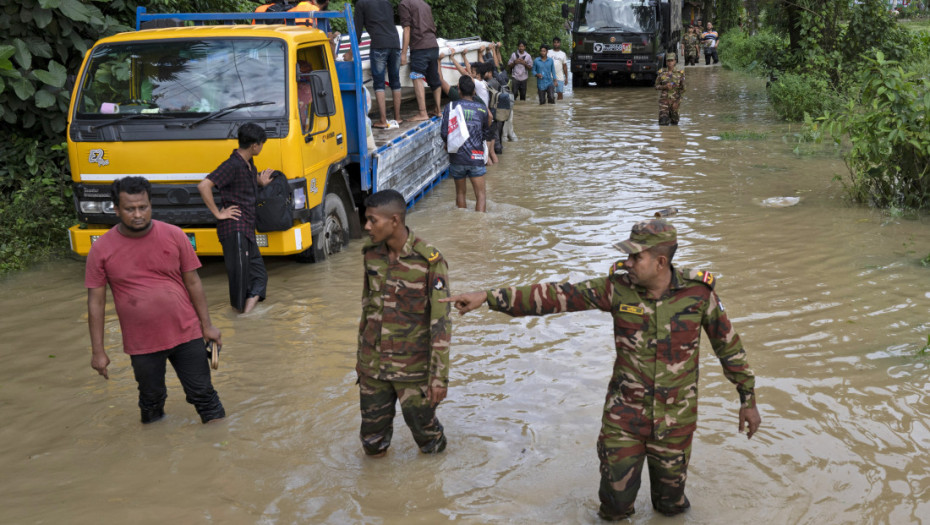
[440,291,487,315]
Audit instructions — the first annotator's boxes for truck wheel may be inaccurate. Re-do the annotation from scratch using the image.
[296,193,349,263]
[572,74,585,88]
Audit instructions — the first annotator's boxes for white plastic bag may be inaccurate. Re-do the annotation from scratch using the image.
[446,102,470,153]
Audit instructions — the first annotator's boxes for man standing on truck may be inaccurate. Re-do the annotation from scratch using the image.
[348,0,403,129]
[399,0,442,121]
[441,75,492,212]
[356,189,451,457]
[86,176,226,425]
[654,54,684,125]
[440,218,762,520]
[198,123,274,314]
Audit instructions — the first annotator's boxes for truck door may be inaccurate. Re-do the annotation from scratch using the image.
[296,44,341,205]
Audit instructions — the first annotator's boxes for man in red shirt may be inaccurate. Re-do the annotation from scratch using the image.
[86,176,225,424]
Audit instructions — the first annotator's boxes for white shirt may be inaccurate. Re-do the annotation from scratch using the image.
[474,78,489,107]
[549,49,568,81]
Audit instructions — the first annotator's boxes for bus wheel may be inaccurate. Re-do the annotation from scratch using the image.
[296,193,349,263]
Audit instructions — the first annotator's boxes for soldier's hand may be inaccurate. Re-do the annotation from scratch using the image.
[739,406,761,439]
[427,385,447,405]
[439,291,487,315]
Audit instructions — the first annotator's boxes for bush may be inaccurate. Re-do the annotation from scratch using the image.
[720,28,787,74]
[813,52,930,210]
[0,136,73,274]
[768,72,841,121]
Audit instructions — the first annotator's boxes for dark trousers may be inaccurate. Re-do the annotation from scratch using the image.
[220,232,267,311]
[704,49,719,65]
[129,338,225,424]
[538,85,555,104]
[512,78,527,101]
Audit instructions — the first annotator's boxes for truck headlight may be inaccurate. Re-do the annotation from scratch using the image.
[293,187,306,209]
[80,201,102,214]
[102,201,115,214]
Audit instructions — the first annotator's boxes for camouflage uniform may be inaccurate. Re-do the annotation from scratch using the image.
[655,65,685,126]
[485,220,756,519]
[357,230,451,455]
[683,31,700,66]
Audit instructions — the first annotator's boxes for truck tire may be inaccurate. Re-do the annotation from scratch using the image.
[572,74,585,89]
[296,193,350,263]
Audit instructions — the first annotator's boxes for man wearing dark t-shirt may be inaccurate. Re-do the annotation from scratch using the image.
[399,0,441,121]
[86,176,225,425]
[348,0,402,128]
[198,123,274,314]
[440,76,491,212]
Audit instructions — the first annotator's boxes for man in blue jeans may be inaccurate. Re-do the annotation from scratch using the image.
[440,76,492,212]
[348,0,402,128]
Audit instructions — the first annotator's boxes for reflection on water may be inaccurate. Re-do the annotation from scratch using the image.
[2,66,929,524]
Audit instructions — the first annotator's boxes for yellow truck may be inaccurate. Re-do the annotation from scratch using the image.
[67,6,448,261]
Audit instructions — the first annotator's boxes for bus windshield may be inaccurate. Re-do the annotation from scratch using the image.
[75,38,286,118]
[577,0,657,33]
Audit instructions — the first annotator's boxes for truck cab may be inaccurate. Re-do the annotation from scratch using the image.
[570,0,682,86]
[67,6,448,262]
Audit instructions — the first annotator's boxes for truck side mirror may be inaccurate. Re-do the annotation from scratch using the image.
[309,70,337,117]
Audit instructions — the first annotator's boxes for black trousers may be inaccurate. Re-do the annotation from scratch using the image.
[129,338,225,424]
[512,78,528,101]
[538,85,555,104]
[220,232,267,311]
[704,49,719,64]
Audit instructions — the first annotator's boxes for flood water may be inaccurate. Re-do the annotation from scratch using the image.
[2,66,930,525]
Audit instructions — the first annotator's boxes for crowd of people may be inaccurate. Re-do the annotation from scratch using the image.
[83,3,753,522]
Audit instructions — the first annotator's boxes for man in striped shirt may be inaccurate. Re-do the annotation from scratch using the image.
[701,22,719,65]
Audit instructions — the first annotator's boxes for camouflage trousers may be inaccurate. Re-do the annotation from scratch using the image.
[358,373,446,455]
[596,426,693,520]
[658,98,681,126]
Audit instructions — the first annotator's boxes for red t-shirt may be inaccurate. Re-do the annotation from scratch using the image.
[85,220,203,355]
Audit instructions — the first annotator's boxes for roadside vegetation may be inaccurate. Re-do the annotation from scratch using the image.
[0,0,566,275]
[720,0,930,212]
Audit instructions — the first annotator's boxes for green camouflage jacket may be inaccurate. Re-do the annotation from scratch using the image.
[486,264,755,440]
[655,68,685,101]
[358,230,451,388]
[683,32,700,56]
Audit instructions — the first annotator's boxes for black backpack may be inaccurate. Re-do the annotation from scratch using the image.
[256,171,293,232]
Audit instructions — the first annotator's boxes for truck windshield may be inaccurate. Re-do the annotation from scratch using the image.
[75,38,286,118]
[577,0,657,33]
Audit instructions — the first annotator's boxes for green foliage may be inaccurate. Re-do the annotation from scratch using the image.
[715,0,741,32]
[719,28,786,74]
[811,52,930,210]
[768,72,841,122]
[840,0,913,75]
[718,130,769,141]
[0,136,73,275]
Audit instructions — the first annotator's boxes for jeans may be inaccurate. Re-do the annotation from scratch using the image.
[538,84,555,104]
[449,164,487,180]
[130,338,225,424]
[512,78,527,100]
[704,48,719,64]
[370,48,401,92]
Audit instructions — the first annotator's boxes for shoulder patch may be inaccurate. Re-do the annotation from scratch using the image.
[427,249,440,263]
[411,237,444,265]
[609,260,627,276]
[685,269,716,290]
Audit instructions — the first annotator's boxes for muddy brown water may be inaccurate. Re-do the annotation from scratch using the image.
[2,66,930,524]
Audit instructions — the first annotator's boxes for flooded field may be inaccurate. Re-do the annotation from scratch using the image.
[1,66,929,524]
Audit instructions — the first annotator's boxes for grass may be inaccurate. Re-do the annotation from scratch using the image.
[718,130,770,141]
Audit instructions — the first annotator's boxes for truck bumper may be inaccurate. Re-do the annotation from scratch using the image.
[573,60,658,77]
[68,223,314,257]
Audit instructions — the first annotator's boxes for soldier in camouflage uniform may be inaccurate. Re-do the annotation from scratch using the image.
[357,189,451,457]
[655,54,685,126]
[442,219,761,520]
[683,26,700,66]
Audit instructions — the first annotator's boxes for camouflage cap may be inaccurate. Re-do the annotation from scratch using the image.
[613,219,677,254]
[666,53,677,61]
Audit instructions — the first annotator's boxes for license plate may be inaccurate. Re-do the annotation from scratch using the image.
[187,233,197,251]
[593,43,632,53]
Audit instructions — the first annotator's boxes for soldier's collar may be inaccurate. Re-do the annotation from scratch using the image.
[399,227,416,257]
[669,265,686,290]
